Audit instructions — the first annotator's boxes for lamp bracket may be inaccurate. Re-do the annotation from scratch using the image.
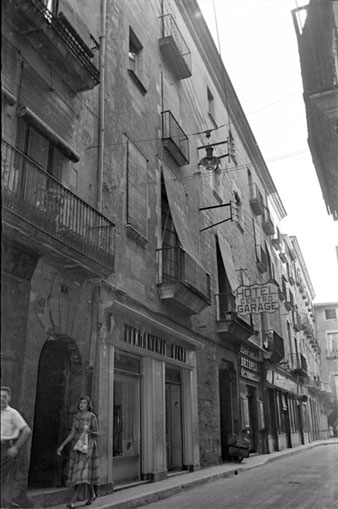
[199,201,233,232]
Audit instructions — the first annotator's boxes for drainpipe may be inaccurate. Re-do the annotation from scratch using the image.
[97,0,107,212]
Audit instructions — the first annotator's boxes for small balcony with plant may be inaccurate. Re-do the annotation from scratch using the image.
[215,292,255,343]
[4,0,100,92]
[156,246,210,315]
[263,329,285,363]
[2,140,115,277]
[159,13,192,80]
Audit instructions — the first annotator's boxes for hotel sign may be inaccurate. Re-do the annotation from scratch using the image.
[235,281,279,315]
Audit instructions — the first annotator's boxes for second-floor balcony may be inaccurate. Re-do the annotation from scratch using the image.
[2,140,115,277]
[263,329,285,364]
[215,292,255,343]
[159,13,192,80]
[4,0,99,93]
[249,183,264,215]
[289,353,308,377]
[156,246,210,315]
[161,111,189,166]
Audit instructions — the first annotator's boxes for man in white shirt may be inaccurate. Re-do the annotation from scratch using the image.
[1,386,32,508]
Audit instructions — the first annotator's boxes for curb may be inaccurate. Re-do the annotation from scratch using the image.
[53,440,337,509]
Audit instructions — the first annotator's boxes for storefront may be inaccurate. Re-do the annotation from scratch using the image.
[264,367,307,451]
[238,343,265,453]
[99,297,202,487]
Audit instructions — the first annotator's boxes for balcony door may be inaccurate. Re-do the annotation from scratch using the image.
[15,119,64,213]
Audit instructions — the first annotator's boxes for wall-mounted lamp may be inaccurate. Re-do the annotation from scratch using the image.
[199,146,221,171]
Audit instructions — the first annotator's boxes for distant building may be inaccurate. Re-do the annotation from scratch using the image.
[292,0,338,220]
[314,302,338,434]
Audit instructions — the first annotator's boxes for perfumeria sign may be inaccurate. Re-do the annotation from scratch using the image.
[235,281,279,314]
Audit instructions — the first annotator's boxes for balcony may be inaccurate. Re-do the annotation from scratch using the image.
[256,244,267,273]
[156,246,210,315]
[161,111,189,166]
[289,353,308,377]
[249,183,264,215]
[215,293,255,343]
[2,140,115,277]
[159,13,192,80]
[263,329,285,363]
[262,206,275,236]
[4,0,99,92]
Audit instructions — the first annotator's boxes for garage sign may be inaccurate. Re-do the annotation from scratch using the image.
[235,281,279,314]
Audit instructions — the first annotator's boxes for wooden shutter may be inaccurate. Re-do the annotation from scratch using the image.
[127,141,147,237]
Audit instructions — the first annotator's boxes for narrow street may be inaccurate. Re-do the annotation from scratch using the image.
[143,444,338,509]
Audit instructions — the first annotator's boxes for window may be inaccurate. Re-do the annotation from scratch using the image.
[327,332,338,353]
[16,118,64,179]
[126,139,148,240]
[232,188,244,230]
[207,87,216,125]
[128,28,146,94]
[325,308,337,320]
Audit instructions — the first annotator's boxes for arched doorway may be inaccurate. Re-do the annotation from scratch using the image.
[29,337,82,487]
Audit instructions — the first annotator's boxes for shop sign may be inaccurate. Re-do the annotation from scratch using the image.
[240,345,260,382]
[235,282,279,315]
[124,324,187,363]
[267,370,298,394]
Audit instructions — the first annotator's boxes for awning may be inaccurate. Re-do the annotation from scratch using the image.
[17,106,80,163]
[162,166,199,261]
[217,232,239,292]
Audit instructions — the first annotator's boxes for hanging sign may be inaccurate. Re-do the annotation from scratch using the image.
[235,281,279,315]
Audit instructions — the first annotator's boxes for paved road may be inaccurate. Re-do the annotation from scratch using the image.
[143,444,338,509]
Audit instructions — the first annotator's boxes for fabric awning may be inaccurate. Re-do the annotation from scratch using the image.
[162,166,199,261]
[217,232,239,292]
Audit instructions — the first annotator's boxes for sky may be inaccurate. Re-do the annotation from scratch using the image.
[198,0,338,303]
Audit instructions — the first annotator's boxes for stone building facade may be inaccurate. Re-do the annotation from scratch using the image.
[1,0,331,504]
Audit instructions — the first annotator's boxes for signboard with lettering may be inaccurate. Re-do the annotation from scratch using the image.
[240,344,260,383]
[235,281,279,315]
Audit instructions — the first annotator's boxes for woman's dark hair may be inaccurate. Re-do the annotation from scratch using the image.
[78,396,94,412]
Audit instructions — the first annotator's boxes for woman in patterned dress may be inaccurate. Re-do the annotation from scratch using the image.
[57,396,100,508]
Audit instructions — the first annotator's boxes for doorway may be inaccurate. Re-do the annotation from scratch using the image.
[29,338,81,487]
[219,364,235,461]
[165,368,183,472]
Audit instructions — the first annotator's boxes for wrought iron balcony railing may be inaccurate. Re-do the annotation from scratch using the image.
[161,111,189,166]
[159,13,192,80]
[157,246,210,303]
[215,292,254,341]
[5,0,99,92]
[289,353,308,375]
[2,140,115,270]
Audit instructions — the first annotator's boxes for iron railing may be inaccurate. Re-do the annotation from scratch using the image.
[157,246,210,302]
[290,353,307,374]
[161,110,189,164]
[2,140,114,268]
[263,329,285,359]
[159,13,191,70]
[9,0,99,87]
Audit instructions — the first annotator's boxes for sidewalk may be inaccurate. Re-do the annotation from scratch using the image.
[49,439,337,509]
